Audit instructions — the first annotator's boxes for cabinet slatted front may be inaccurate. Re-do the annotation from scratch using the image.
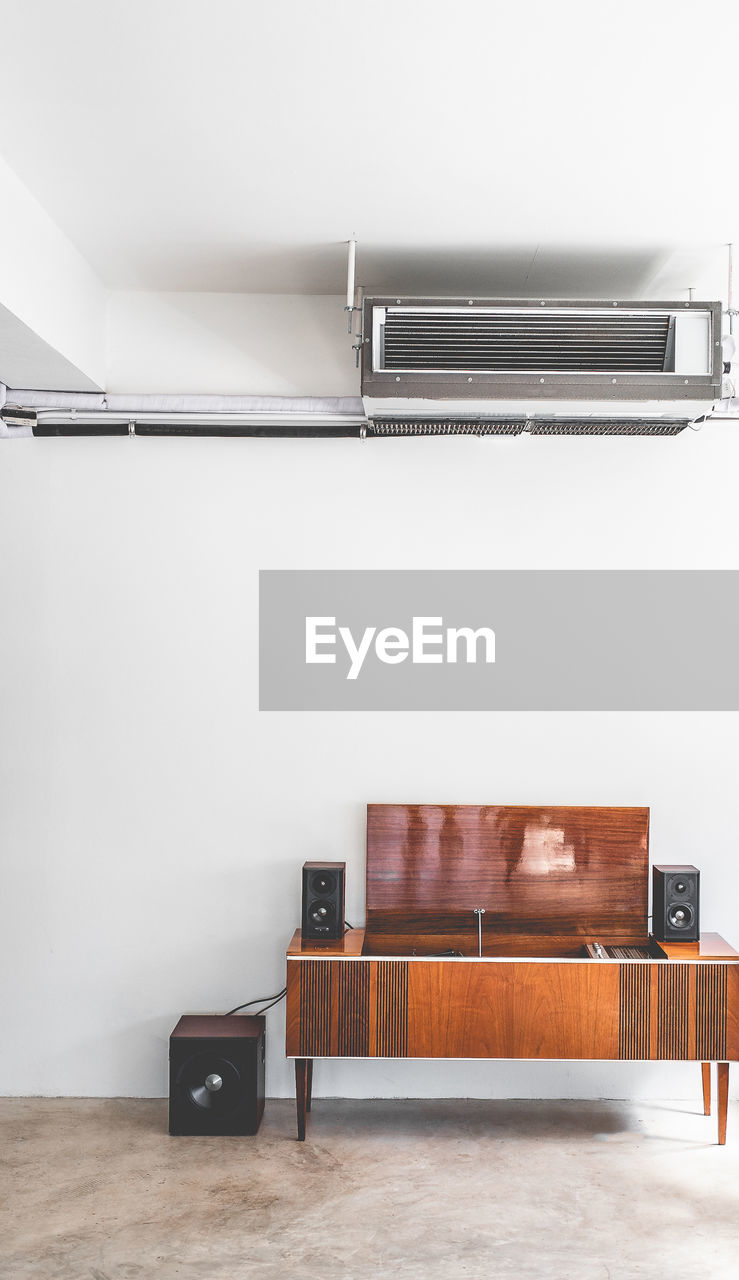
[287,951,738,1063]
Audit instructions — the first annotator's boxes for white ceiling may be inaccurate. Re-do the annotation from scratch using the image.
[0,0,737,297]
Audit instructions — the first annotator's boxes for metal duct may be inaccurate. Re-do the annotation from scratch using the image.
[362,299,722,418]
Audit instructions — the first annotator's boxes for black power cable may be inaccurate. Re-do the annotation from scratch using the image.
[225,988,286,1017]
[252,991,287,1016]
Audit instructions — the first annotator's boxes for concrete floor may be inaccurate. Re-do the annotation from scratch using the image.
[0,1098,737,1280]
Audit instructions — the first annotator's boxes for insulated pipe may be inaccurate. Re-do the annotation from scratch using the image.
[346,239,357,312]
[729,243,736,335]
[0,390,368,438]
[5,391,365,415]
[31,419,366,439]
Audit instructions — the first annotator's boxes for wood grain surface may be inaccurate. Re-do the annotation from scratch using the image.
[366,804,649,953]
[654,933,739,960]
[406,960,621,1059]
[287,928,365,956]
[286,953,739,1062]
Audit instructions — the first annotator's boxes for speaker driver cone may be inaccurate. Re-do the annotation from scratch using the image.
[178,1053,242,1114]
[667,902,695,930]
[308,900,337,928]
[310,871,336,895]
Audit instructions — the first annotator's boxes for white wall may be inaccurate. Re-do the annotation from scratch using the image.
[0,155,106,390]
[107,292,359,395]
[1,296,739,1101]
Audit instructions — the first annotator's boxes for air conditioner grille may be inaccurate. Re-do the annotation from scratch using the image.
[381,311,672,373]
[369,417,690,437]
[370,418,524,436]
[527,418,688,436]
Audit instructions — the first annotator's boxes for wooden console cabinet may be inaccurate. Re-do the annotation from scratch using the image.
[286,806,738,1143]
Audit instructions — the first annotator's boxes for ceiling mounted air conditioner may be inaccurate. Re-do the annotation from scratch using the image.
[360,298,723,436]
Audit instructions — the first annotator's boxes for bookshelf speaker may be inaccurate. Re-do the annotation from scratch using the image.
[302,861,345,940]
[652,864,700,943]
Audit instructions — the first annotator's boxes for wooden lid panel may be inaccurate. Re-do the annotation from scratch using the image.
[366,804,649,946]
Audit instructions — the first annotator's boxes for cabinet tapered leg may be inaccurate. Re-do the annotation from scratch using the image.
[295,1058,310,1141]
[717,1063,729,1146]
[306,1058,313,1112]
[701,1062,711,1116]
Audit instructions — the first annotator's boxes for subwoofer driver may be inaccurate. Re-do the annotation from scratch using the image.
[177,1052,242,1114]
[168,1015,265,1136]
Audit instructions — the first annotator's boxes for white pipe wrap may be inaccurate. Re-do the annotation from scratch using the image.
[346,240,356,310]
[5,391,364,415]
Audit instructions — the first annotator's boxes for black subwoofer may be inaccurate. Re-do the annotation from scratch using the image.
[169,1014,265,1135]
[652,864,700,943]
[302,861,345,940]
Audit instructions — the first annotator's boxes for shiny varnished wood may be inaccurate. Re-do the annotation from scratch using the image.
[717,1063,729,1144]
[287,928,365,956]
[701,1062,711,1116]
[654,933,739,960]
[365,805,649,954]
[286,949,739,1061]
[619,964,651,1058]
[288,799,735,1143]
[406,961,620,1059]
[287,944,739,1141]
[295,1060,309,1141]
